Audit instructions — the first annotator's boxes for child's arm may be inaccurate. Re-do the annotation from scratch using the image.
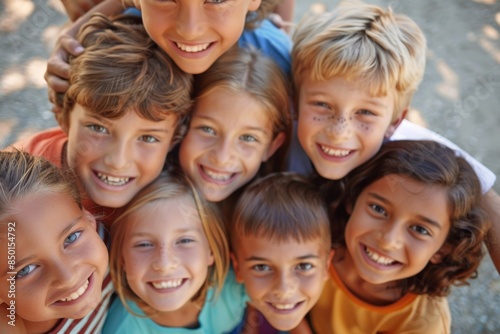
[45,0,125,109]
[483,190,500,273]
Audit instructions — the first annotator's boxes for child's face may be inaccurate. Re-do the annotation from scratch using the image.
[65,104,178,208]
[232,234,332,331]
[297,76,404,180]
[345,174,451,284]
[0,192,108,328]
[121,196,214,312]
[179,87,284,202]
[134,0,262,74]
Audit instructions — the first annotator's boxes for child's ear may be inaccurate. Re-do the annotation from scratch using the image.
[262,132,285,162]
[384,109,407,138]
[230,252,244,283]
[248,0,262,12]
[430,244,451,264]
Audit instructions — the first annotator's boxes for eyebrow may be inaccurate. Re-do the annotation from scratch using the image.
[245,254,320,262]
[368,193,443,229]
[87,114,171,134]
[130,227,199,238]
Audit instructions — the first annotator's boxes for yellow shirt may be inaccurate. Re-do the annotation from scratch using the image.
[310,265,451,334]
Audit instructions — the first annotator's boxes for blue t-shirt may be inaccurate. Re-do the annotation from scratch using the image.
[102,270,247,334]
[239,19,292,76]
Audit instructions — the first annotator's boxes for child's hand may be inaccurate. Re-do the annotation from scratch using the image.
[44,33,84,112]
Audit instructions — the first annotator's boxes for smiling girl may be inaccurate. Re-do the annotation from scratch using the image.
[0,151,111,333]
[103,171,247,333]
[310,140,491,334]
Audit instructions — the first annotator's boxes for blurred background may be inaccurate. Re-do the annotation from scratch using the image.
[0,0,499,332]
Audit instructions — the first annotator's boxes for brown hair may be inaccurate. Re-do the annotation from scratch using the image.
[60,14,193,144]
[231,172,331,252]
[110,170,229,314]
[331,140,490,297]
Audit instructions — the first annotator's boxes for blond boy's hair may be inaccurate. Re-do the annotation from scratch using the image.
[292,0,426,117]
[61,14,193,143]
[110,171,229,315]
[231,172,331,253]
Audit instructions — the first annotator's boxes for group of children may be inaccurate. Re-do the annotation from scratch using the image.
[1,0,496,333]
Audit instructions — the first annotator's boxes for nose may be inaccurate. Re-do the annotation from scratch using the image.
[175,4,206,40]
[272,271,298,300]
[377,223,404,250]
[103,139,131,171]
[51,258,78,288]
[209,139,236,167]
[152,246,179,272]
[325,115,353,141]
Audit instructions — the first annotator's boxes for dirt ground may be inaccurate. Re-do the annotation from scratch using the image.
[0,0,499,333]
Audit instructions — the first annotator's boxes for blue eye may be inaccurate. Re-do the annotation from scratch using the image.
[240,134,257,142]
[411,225,431,236]
[135,241,154,248]
[370,204,387,216]
[358,109,376,116]
[199,126,216,135]
[64,231,82,247]
[177,238,195,245]
[16,264,38,278]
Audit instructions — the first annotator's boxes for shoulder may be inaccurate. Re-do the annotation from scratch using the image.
[239,19,292,76]
[6,127,67,168]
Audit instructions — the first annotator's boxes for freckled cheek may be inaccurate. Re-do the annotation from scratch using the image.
[355,122,373,133]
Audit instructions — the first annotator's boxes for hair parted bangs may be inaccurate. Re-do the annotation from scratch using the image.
[61,14,193,138]
[232,173,331,251]
[292,0,426,115]
[194,46,292,174]
[110,170,229,316]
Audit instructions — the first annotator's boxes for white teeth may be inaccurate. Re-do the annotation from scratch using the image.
[175,42,210,53]
[97,173,130,186]
[203,168,233,181]
[151,279,183,289]
[59,280,89,302]
[364,246,397,265]
[273,303,296,310]
[320,145,351,157]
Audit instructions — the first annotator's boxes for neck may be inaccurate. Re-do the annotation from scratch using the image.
[334,247,402,306]
[147,300,203,328]
[23,318,60,334]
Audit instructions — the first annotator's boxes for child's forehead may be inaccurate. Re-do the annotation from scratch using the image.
[236,231,329,255]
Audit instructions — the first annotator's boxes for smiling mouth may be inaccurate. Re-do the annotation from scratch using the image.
[320,145,352,157]
[364,246,400,266]
[150,278,185,290]
[175,42,210,53]
[268,301,303,312]
[201,166,236,182]
[58,279,89,302]
[96,172,132,186]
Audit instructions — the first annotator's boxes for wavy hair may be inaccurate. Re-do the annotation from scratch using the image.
[331,140,490,297]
